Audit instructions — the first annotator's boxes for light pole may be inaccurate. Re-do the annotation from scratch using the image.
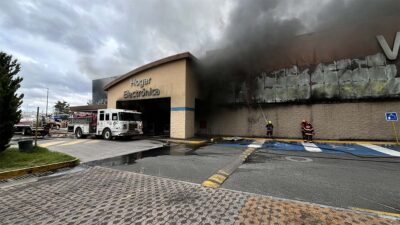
[45,88,49,117]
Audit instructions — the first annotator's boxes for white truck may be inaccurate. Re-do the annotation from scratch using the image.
[14,116,49,136]
[69,109,143,140]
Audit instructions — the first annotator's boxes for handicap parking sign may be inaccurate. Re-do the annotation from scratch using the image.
[385,112,398,121]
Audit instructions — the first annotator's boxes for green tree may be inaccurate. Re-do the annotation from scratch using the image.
[0,52,24,153]
[54,101,70,114]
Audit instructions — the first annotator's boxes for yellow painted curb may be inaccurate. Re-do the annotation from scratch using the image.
[167,139,208,145]
[39,140,66,147]
[203,147,257,189]
[217,170,230,177]
[351,207,400,218]
[202,180,220,188]
[0,158,79,180]
[58,140,88,146]
[208,174,227,184]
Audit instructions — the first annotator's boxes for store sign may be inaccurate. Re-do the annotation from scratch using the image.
[124,88,160,99]
[124,77,161,99]
[377,31,400,60]
[130,78,152,88]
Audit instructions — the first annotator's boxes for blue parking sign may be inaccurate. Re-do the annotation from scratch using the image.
[386,112,398,121]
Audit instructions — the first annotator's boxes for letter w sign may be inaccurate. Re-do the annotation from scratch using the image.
[377,31,400,60]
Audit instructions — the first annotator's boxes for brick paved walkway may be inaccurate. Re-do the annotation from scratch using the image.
[0,167,398,225]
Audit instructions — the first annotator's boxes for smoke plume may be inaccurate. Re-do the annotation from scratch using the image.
[198,0,400,104]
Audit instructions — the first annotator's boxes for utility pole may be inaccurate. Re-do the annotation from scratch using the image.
[35,107,39,147]
[45,88,49,117]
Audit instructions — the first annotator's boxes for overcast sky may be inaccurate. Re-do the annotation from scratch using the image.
[0,0,344,114]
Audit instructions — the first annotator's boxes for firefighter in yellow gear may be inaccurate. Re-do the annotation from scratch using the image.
[266,121,273,138]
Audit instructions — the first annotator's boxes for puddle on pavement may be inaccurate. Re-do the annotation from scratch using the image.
[84,143,203,167]
[216,139,254,146]
[247,152,284,164]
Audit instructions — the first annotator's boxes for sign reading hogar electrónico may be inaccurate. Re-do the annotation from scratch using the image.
[124,77,161,99]
[124,88,160,99]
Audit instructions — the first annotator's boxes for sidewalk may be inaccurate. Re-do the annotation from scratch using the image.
[39,138,164,163]
[1,167,398,224]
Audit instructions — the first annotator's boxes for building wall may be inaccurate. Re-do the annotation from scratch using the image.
[221,53,400,105]
[107,59,187,108]
[185,61,200,138]
[202,101,400,141]
[107,59,196,139]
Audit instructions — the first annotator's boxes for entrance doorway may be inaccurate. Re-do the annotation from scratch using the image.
[117,98,171,136]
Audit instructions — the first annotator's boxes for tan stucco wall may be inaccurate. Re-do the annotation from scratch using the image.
[107,59,198,139]
[202,101,400,141]
[107,59,187,108]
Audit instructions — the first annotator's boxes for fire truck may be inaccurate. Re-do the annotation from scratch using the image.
[68,109,143,140]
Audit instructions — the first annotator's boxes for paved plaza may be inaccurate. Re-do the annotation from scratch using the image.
[1,167,398,225]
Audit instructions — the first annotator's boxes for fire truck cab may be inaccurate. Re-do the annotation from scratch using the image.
[69,109,143,140]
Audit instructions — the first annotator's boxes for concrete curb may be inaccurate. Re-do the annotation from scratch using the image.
[350,207,400,219]
[0,158,79,180]
[202,147,257,188]
[165,139,208,145]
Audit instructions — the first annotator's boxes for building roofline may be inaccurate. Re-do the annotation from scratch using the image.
[104,52,196,91]
[70,104,107,112]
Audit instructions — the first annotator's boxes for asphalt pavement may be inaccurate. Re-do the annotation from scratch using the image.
[223,149,400,213]
[110,142,400,214]
[108,144,245,184]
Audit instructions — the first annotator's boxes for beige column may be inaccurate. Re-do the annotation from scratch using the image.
[170,108,195,139]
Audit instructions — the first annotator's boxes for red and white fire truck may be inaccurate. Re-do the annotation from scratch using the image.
[68,109,143,140]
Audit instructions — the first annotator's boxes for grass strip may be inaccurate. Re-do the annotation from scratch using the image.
[0,146,76,172]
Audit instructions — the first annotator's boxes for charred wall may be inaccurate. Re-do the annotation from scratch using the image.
[212,52,400,104]
[248,53,400,103]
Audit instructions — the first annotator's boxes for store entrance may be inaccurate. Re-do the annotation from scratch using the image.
[117,98,170,136]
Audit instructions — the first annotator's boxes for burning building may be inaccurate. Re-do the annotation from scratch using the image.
[91,1,400,140]
[196,14,400,141]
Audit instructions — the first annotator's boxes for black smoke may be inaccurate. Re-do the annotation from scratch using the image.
[198,0,400,105]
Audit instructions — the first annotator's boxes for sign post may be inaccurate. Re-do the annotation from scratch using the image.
[385,112,399,145]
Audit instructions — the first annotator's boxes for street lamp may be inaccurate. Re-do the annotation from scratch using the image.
[45,88,49,117]
[26,103,31,115]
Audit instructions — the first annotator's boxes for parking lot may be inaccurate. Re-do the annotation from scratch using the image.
[104,140,400,214]
[11,135,400,215]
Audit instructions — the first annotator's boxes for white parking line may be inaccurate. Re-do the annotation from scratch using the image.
[248,140,265,148]
[301,142,323,152]
[359,144,400,157]
[85,140,100,144]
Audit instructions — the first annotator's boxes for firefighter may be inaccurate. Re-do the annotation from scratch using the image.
[300,119,307,140]
[303,121,315,142]
[266,121,274,138]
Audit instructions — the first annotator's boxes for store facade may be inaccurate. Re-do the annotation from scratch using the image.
[104,52,199,139]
